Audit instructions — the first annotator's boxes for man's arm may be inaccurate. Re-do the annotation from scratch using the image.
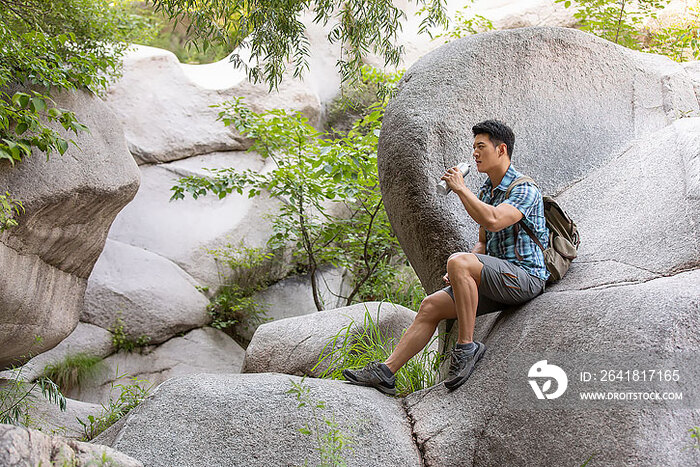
[442,167,522,232]
[471,226,486,254]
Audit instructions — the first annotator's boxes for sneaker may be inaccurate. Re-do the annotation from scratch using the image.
[444,342,486,391]
[342,362,396,395]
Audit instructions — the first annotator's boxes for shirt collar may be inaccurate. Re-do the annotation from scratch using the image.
[483,164,518,192]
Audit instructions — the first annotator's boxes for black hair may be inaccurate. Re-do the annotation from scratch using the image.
[471,120,515,158]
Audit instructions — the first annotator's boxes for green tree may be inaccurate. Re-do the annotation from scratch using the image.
[147,0,449,89]
[558,0,700,61]
[0,0,155,230]
[171,68,405,310]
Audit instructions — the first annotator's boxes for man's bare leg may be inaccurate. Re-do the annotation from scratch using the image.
[446,253,483,344]
[383,291,456,373]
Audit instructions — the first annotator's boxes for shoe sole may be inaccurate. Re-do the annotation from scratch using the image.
[444,344,487,391]
[342,369,396,396]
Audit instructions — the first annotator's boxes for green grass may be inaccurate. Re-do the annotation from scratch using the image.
[42,353,103,393]
[313,304,445,397]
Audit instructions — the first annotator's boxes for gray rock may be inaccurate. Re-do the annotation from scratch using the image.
[243,301,417,377]
[406,270,700,467]
[0,424,142,466]
[27,394,102,440]
[237,266,353,343]
[0,89,140,369]
[3,322,113,383]
[105,45,321,165]
[377,27,699,293]
[70,327,244,405]
[104,373,421,467]
[107,150,285,287]
[682,60,700,106]
[82,239,210,344]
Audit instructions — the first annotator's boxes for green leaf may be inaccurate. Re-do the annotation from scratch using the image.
[57,139,68,155]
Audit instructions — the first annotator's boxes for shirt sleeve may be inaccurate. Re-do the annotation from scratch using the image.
[501,183,539,219]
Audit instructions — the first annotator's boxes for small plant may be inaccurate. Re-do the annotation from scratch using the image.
[437,0,494,42]
[287,379,354,467]
[0,336,66,426]
[109,315,151,353]
[205,243,273,345]
[0,373,66,426]
[314,305,445,397]
[78,373,152,441]
[0,191,24,232]
[41,353,104,393]
[685,426,700,450]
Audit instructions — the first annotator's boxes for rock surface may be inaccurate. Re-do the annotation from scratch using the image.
[377,27,699,293]
[243,302,417,377]
[238,266,353,343]
[27,394,102,440]
[70,328,244,405]
[405,270,700,467]
[2,322,114,383]
[0,90,140,369]
[0,424,142,466]
[82,239,210,345]
[101,373,421,467]
[106,150,284,288]
[105,45,321,165]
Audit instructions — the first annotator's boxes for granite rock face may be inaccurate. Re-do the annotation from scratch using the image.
[105,45,322,165]
[69,327,244,405]
[82,239,210,345]
[0,424,142,466]
[0,90,140,369]
[377,26,699,293]
[100,373,421,467]
[405,270,700,467]
[243,302,417,377]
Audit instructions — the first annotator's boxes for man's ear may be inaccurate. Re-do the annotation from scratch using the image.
[497,143,508,158]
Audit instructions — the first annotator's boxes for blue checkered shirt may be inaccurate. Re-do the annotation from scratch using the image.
[477,165,550,281]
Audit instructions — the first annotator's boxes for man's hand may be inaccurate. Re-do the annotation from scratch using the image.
[443,272,450,285]
[441,166,467,194]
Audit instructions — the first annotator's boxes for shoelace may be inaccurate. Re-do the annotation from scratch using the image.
[449,350,469,374]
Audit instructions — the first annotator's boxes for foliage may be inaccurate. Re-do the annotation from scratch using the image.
[558,0,700,61]
[42,353,104,393]
[686,426,700,449]
[314,305,445,397]
[0,192,24,232]
[0,361,66,426]
[361,267,425,313]
[436,0,494,41]
[287,378,354,466]
[172,68,404,310]
[109,316,152,353]
[0,0,156,230]
[147,0,448,89]
[205,243,273,345]
[78,373,152,441]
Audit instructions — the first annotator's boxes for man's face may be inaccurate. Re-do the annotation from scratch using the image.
[472,133,505,173]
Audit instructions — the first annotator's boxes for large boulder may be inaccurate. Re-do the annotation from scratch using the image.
[106,150,284,287]
[69,327,244,405]
[0,424,142,466]
[377,26,699,293]
[105,45,322,165]
[98,373,421,467]
[0,90,140,369]
[82,239,210,344]
[243,302,418,377]
[405,269,700,467]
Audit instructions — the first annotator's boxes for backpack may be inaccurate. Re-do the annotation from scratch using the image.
[505,176,580,282]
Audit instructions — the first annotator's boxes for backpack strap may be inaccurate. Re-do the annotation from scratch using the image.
[505,176,545,258]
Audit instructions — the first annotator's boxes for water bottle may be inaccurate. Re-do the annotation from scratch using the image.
[437,162,471,195]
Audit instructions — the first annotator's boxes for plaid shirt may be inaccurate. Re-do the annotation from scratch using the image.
[477,165,550,281]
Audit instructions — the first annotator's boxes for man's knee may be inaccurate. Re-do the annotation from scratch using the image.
[447,252,482,279]
[416,294,446,324]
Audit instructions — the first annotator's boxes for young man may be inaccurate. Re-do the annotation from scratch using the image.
[343,120,550,394]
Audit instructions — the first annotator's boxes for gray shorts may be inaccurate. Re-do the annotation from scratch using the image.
[442,253,545,316]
